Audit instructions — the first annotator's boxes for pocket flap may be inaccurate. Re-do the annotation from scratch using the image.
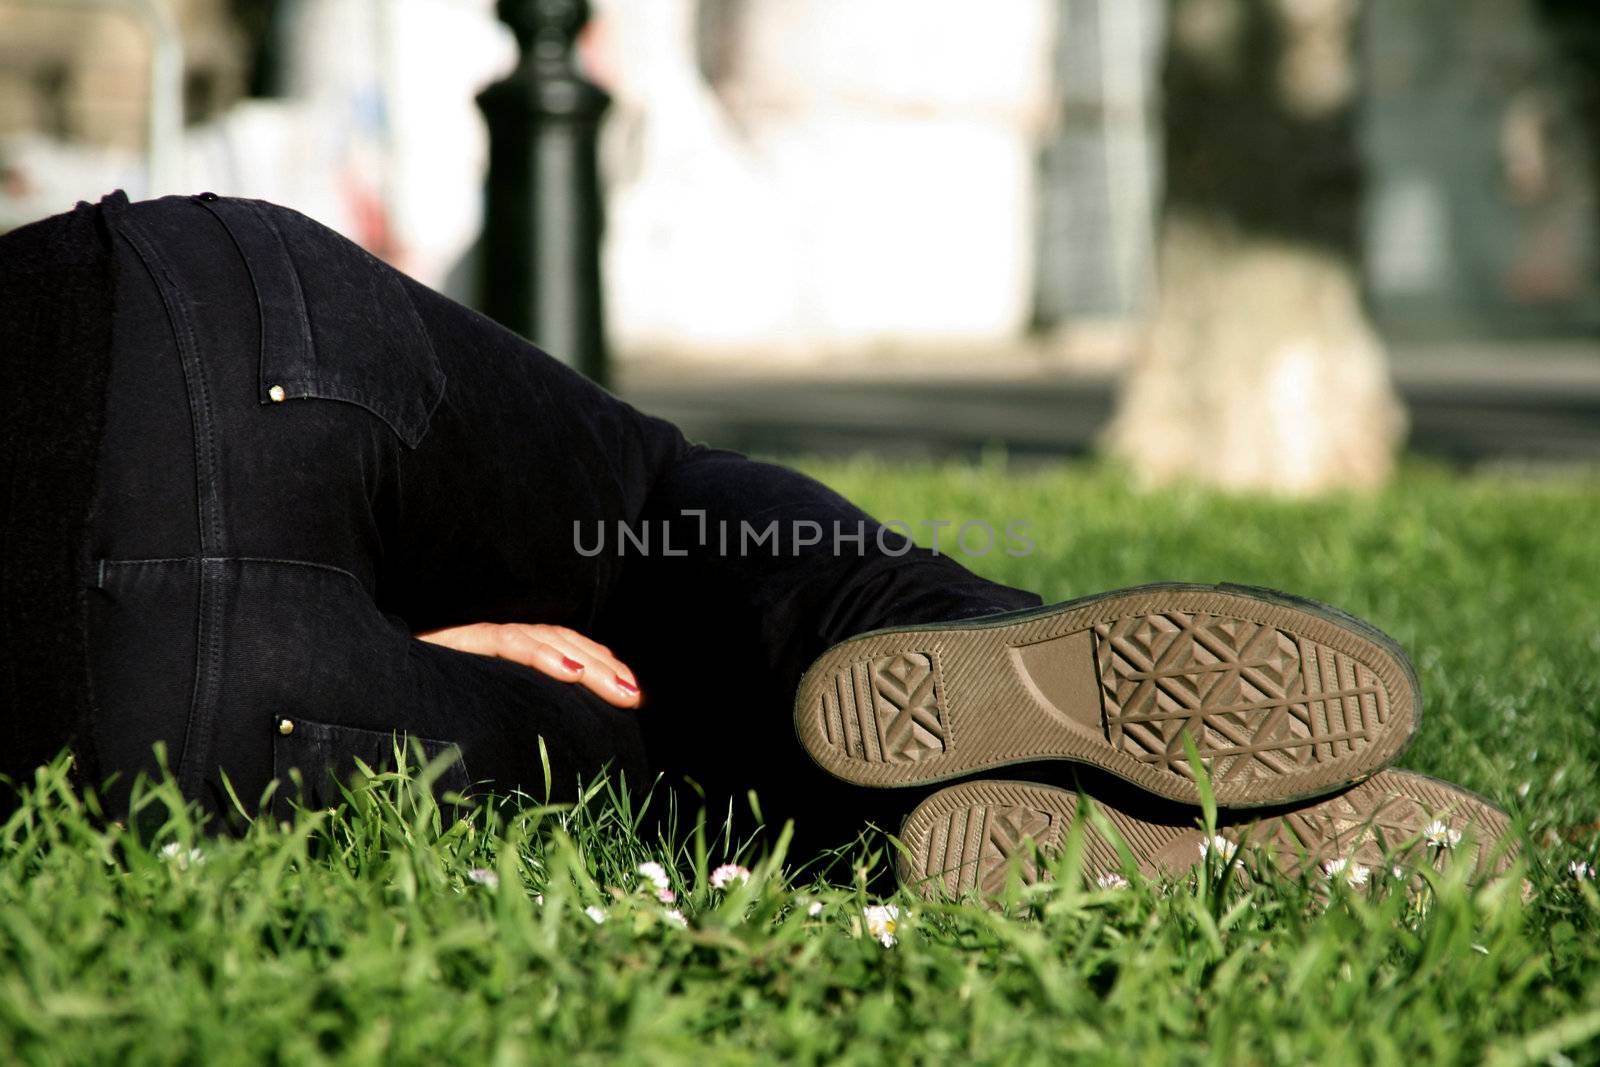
[201,197,445,448]
[272,715,471,812]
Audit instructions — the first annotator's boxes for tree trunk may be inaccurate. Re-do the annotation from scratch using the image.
[1104,0,1404,495]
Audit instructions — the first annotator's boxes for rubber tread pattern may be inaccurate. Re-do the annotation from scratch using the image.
[898,771,1515,901]
[797,583,1420,808]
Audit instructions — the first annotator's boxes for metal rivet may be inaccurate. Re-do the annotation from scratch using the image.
[197,191,219,202]
[267,384,286,403]
[278,718,294,736]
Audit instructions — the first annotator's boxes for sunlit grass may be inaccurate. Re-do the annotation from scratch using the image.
[3,458,1598,1065]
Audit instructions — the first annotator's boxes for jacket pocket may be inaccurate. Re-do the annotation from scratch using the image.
[200,196,446,448]
[272,715,471,813]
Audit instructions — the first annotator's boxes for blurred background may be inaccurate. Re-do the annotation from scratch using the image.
[2,0,1597,492]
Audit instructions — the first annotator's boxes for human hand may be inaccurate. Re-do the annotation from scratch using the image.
[413,622,641,709]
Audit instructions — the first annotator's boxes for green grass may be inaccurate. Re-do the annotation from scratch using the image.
[5,457,1600,1066]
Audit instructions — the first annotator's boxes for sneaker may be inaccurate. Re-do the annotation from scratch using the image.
[795,582,1420,808]
[897,769,1515,899]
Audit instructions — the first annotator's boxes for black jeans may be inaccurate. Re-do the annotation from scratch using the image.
[66,192,1039,848]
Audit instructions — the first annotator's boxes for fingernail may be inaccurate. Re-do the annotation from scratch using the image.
[615,676,639,695]
[561,656,584,673]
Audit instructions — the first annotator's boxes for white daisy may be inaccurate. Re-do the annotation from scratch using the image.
[863,904,899,947]
[1422,820,1462,849]
[158,842,205,869]
[1096,872,1130,890]
[662,908,688,927]
[1198,835,1237,863]
[709,863,750,890]
[655,888,677,904]
[467,867,499,888]
[1322,858,1370,887]
[637,861,671,892]
[1570,860,1596,881]
[806,900,825,917]
[583,905,606,925]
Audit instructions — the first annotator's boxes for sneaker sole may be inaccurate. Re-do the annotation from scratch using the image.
[794,582,1420,808]
[897,770,1515,899]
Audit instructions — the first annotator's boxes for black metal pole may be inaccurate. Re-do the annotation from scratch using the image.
[477,0,611,386]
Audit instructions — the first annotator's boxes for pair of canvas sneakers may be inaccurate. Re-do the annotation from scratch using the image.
[793,583,1516,898]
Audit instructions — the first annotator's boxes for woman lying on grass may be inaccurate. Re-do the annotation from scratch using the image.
[0,192,1515,896]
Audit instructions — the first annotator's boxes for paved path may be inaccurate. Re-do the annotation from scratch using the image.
[616,343,1600,465]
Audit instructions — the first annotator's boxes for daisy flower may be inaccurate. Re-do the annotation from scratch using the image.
[1322,858,1370,887]
[1570,860,1596,881]
[709,863,750,890]
[1198,835,1237,863]
[1096,872,1130,890]
[584,905,607,925]
[863,904,899,947]
[1422,820,1462,849]
[637,861,676,902]
[467,867,499,888]
[806,900,825,917]
[637,861,670,891]
[158,842,205,869]
[662,909,688,928]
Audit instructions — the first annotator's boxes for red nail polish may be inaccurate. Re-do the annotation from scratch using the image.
[561,656,584,672]
[616,676,639,694]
